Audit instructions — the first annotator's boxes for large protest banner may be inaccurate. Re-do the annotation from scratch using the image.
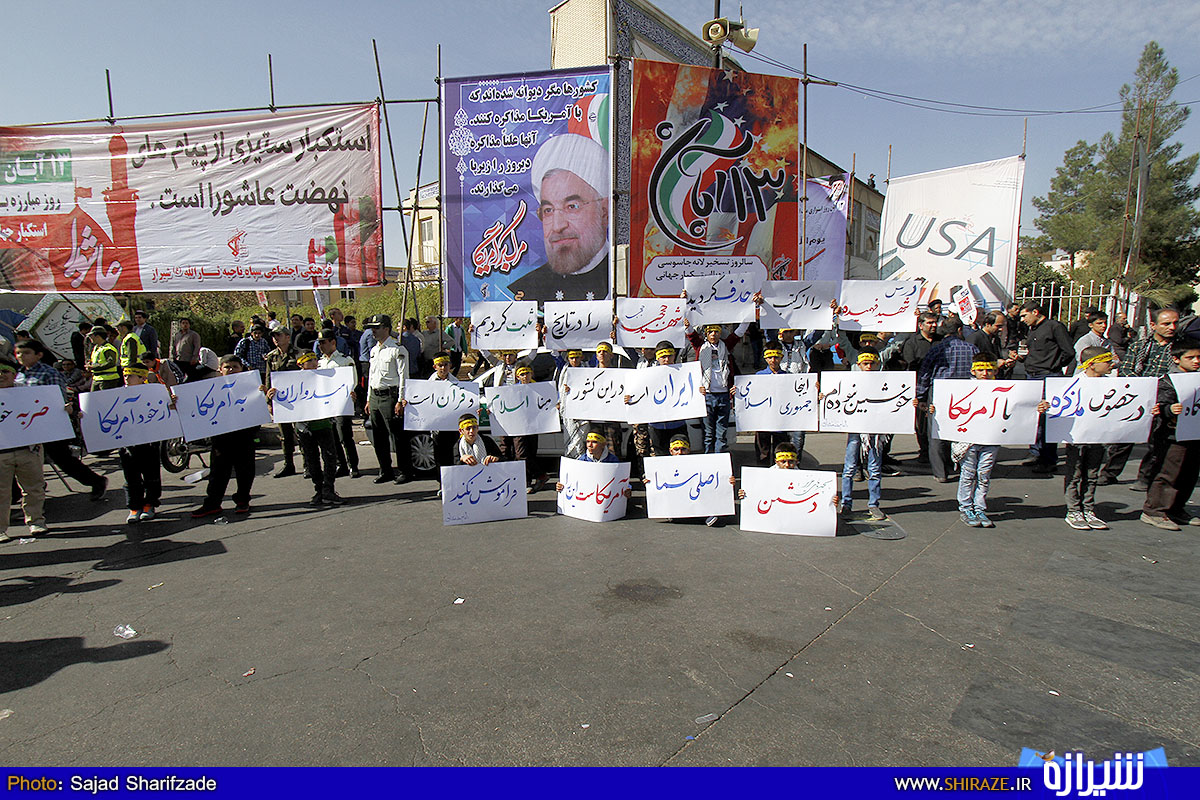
[0,105,381,293]
[623,362,705,424]
[486,383,560,436]
[403,379,480,431]
[470,301,539,351]
[1170,372,1200,442]
[930,379,1042,445]
[269,367,355,423]
[733,373,818,432]
[818,371,916,435]
[79,384,183,450]
[172,370,272,442]
[630,60,799,298]
[801,175,849,284]
[644,453,734,519]
[441,462,529,526]
[0,386,74,448]
[879,156,1025,309]
[837,280,922,331]
[1044,377,1157,444]
[614,298,686,348]
[557,457,631,522]
[738,468,837,536]
[543,301,612,351]
[442,67,613,314]
[560,367,628,422]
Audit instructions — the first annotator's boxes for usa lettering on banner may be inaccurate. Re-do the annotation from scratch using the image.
[1044,376,1158,444]
[0,386,74,448]
[485,383,560,436]
[758,280,837,330]
[544,301,612,351]
[733,373,818,432]
[79,384,183,451]
[0,105,382,293]
[738,468,837,537]
[470,301,539,351]
[269,366,355,423]
[1170,372,1200,442]
[818,371,916,435]
[643,453,734,519]
[404,380,481,431]
[623,362,705,424]
[172,370,272,442]
[557,457,630,522]
[441,462,529,526]
[615,298,686,348]
[560,367,628,422]
[836,280,922,332]
[930,379,1042,445]
[683,272,760,326]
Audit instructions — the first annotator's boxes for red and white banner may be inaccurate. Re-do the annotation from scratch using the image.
[0,104,382,292]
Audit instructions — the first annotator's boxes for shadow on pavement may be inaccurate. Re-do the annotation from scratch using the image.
[0,637,170,694]
[0,576,121,608]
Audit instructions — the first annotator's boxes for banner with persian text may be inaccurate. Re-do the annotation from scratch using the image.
[630,59,799,299]
[0,104,382,292]
[442,67,613,315]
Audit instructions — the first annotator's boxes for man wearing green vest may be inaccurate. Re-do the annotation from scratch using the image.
[87,325,122,390]
[117,319,147,378]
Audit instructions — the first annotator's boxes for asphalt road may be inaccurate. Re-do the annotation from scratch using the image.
[1,427,1196,766]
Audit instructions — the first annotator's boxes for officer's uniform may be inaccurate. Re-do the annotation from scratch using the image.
[264,342,302,475]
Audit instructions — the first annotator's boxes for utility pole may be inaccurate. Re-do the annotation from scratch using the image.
[799,44,837,279]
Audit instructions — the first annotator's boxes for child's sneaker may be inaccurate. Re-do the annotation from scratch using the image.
[974,511,995,528]
[126,510,140,525]
[960,510,981,527]
[867,506,887,521]
[139,505,155,521]
[1083,512,1108,530]
[1065,511,1090,530]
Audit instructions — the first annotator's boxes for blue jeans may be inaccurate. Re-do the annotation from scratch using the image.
[841,435,882,510]
[957,444,999,514]
[703,392,731,454]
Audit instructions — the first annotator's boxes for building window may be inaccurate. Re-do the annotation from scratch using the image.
[420,218,434,244]
[339,289,356,302]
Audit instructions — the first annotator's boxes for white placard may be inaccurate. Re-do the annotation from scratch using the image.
[486,383,561,436]
[684,272,760,326]
[733,373,818,432]
[836,280,922,332]
[759,280,837,330]
[1044,376,1157,444]
[559,367,628,422]
[930,379,1043,445]
[79,384,184,450]
[269,366,355,423]
[738,467,837,537]
[172,370,273,442]
[950,285,978,324]
[818,371,916,435]
[470,301,538,350]
[0,386,74,448]
[1170,372,1200,442]
[623,362,705,424]
[544,301,613,351]
[557,457,631,522]
[644,453,735,519]
[440,462,529,526]
[615,298,687,348]
[403,379,481,431]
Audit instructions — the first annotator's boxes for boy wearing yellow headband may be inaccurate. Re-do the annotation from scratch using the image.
[626,341,689,458]
[0,358,49,541]
[555,348,588,458]
[499,362,549,493]
[841,347,887,521]
[1141,338,1200,530]
[748,340,794,466]
[116,365,165,526]
[455,414,500,466]
[269,351,343,507]
[420,351,462,490]
[953,356,1001,528]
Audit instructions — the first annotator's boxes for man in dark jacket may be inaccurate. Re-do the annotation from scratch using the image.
[1010,301,1074,472]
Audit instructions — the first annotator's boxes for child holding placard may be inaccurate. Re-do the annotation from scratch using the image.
[118,365,164,526]
[271,351,342,508]
[0,358,48,542]
[454,414,501,466]
[840,348,887,521]
[949,355,1001,528]
[499,364,550,494]
[1141,339,1200,530]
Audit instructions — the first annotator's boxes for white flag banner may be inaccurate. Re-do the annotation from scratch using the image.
[800,174,850,284]
[836,280,922,332]
[485,383,560,436]
[403,379,480,431]
[470,301,538,350]
[79,384,184,450]
[441,462,529,526]
[759,280,837,330]
[544,301,612,351]
[1044,376,1157,444]
[623,362,705,424]
[733,373,818,432]
[615,298,687,348]
[930,379,1043,445]
[738,467,837,537]
[644,453,734,519]
[684,272,760,326]
[172,370,272,442]
[0,386,74,448]
[560,367,628,422]
[269,366,355,423]
[818,371,916,435]
[879,156,1025,308]
[1170,372,1200,442]
[557,457,631,522]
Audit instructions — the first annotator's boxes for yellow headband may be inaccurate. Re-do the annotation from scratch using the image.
[123,366,149,376]
[586,432,607,444]
[764,347,783,358]
[566,349,583,359]
[595,342,612,352]
[1082,351,1114,370]
[297,352,317,364]
[859,334,879,343]
[459,418,479,430]
[775,450,798,462]
[655,348,675,360]
[433,356,450,366]
[704,325,722,334]
[669,435,690,449]
[972,357,997,369]
[857,352,879,364]
[515,366,533,377]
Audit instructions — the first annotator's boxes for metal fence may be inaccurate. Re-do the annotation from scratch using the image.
[1015,279,1147,326]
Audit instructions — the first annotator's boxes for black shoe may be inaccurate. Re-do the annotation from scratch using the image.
[335,466,350,478]
[274,465,297,479]
[234,503,251,514]
[393,474,411,485]
[373,474,395,484]
[191,504,223,519]
[322,491,345,505]
[302,469,312,480]
[882,467,903,477]
[349,468,362,479]
[308,493,325,507]
[89,476,108,501]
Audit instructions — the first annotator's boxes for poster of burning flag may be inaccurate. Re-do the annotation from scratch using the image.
[630,60,799,299]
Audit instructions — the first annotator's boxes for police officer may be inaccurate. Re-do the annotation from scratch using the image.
[117,319,147,377]
[87,326,122,390]
[364,314,413,484]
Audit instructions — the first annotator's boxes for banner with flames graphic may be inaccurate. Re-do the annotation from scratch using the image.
[442,67,613,316]
[0,104,382,293]
[630,60,799,299]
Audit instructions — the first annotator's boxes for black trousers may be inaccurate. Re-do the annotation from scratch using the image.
[433,431,457,483]
[43,440,104,491]
[206,429,257,507]
[754,431,791,466]
[298,426,338,493]
[368,387,411,479]
[333,415,359,470]
[279,422,297,468]
[119,443,161,510]
[500,435,539,482]
[1144,441,1200,519]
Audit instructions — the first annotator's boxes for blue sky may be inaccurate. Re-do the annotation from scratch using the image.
[5,0,1199,265]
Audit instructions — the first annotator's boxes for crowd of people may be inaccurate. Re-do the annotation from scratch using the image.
[1,297,1198,542]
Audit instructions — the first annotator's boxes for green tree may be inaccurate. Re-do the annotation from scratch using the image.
[1015,250,1062,290]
